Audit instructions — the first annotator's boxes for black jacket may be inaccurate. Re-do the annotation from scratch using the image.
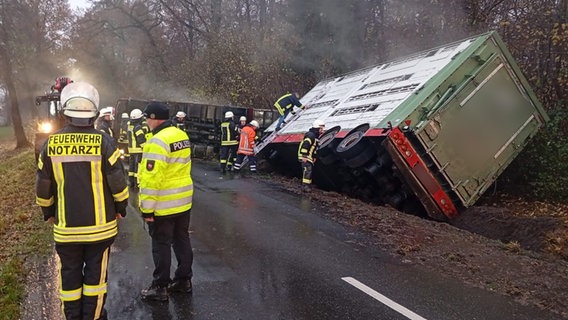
[36,124,128,244]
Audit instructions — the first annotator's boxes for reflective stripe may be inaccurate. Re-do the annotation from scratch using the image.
[38,156,44,170]
[54,162,66,226]
[148,137,169,151]
[51,155,100,163]
[141,196,193,211]
[113,186,128,202]
[83,283,107,296]
[54,227,117,243]
[140,184,193,196]
[144,152,192,164]
[91,160,105,225]
[54,220,117,235]
[108,149,121,165]
[36,196,54,206]
[60,287,82,301]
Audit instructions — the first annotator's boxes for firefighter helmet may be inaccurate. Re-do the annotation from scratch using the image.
[239,116,246,122]
[121,112,129,119]
[312,119,325,128]
[225,111,234,119]
[60,82,99,119]
[130,108,143,119]
[176,111,186,118]
[250,120,259,128]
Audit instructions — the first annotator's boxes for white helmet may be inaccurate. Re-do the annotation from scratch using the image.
[130,108,143,119]
[121,112,129,119]
[60,82,100,119]
[250,120,259,128]
[176,111,186,118]
[312,119,325,128]
[239,116,246,121]
[99,107,114,120]
[225,111,234,118]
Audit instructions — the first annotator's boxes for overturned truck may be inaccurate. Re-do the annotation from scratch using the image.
[257,31,549,220]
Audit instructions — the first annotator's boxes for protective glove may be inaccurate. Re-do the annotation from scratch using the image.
[115,200,128,218]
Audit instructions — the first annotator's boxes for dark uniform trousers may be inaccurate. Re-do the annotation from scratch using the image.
[55,239,114,320]
[302,161,314,184]
[147,210,193,287]
[128,152,142,187]
[219,145,237,170]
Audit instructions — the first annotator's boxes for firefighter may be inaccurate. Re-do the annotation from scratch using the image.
[127,108,148,188]
[35,82,128,320]
[118,112,129,144]
[233,120,259,173]
[173,111,190,136]
[237,116,247,133]
[298,119,325,192]
[219,111,238,173]
[138,102,194,301]
[273,92,305,131]
[96,107,114,138]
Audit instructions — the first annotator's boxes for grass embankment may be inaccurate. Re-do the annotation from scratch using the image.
[0,140,52,320]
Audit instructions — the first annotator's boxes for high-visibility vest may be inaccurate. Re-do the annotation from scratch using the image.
[138,125,193,217]
[237,125,256,156]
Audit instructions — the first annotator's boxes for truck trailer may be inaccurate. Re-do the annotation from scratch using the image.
[256,31,549,220]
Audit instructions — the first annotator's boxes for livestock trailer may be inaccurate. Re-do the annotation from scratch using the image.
[257,31,549,220]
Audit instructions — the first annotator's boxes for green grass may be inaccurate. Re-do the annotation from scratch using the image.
[0,149,52,319]
[0,126,12,139]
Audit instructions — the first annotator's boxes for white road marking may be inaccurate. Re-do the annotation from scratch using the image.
[342,277,427,320]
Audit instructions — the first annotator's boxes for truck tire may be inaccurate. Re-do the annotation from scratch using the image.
[317,125,341,165]
[335,124,376,168]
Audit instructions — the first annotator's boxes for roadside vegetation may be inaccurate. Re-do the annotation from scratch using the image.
[0,133,52,320]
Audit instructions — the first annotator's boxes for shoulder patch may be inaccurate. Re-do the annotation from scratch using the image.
[146,160,155,171]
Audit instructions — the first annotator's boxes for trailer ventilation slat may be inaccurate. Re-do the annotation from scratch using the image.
[360,74,413,90]
[331,104,380,116]
[348,83,420,101]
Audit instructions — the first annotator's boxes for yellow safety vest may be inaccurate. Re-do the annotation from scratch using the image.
[138,126,193,217]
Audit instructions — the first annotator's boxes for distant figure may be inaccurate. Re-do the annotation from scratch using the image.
[237,116,247,133]
[127,108,148,188]
[173,111,190,136]
[219,111,238,173]
[298,119,325,192]
[96,107,114,138]
[273,92,305,131]
[233,120,259,173]
[35,82,128,320]
[138,102,194,302]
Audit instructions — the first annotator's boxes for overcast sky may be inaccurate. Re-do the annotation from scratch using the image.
[68,0,90,10]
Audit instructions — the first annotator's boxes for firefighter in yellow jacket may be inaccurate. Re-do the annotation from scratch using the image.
[35,82,128,320]
[138,102,194,301]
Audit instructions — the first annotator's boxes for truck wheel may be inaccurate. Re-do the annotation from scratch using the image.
[317,125,341,165]
[335,124,376,168]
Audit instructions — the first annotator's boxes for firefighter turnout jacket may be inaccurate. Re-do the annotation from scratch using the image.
[138,121,193,219]
[238,125,256,156]
[220,120,239,146]
[298,127,320,164]
[97,119,114,138]
[128,118,149,154]
[35,125,129,244]
[274,93,304,116]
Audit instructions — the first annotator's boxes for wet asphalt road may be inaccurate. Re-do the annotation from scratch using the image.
[105,160,560,320]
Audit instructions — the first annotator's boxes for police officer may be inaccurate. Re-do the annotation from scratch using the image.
[273,92,305,131]
[127,108,148,188]
[219,111,238,173]
[298,119,325,192]
[138,102,194,301]
[35,82,128,320]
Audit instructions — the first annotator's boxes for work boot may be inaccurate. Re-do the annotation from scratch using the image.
[141,283,168,302]
[168,279,192,293]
